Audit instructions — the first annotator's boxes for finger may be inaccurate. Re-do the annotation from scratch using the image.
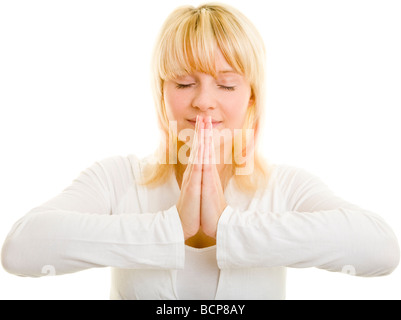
[203,116,212,165]
[188,115,200,165]
[196,118,204,166]
[185,116,203,184]
[189,119,204,190]
[208,117,215,165]
[183,116,200,185]
[204,117,222,188]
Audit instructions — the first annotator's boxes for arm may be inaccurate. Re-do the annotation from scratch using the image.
[1,157,184,277]
[216,166,400,276]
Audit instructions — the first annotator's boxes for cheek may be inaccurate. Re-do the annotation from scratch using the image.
[222,95,250,128]
[164,90,188,121]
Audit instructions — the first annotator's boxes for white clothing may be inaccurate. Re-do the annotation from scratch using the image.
[1,154,399,299]
[176,245,219,300]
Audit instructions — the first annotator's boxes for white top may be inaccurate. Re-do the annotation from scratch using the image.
[176,246,219,299]
[1,154,399,299]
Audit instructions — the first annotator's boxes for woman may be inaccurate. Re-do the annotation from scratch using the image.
[1,3,399,300]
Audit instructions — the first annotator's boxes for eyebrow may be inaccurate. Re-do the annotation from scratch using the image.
[218,70,237,74]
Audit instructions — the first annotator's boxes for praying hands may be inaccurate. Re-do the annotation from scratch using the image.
[176,116,228,241]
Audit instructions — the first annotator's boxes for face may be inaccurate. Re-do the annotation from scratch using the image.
[163,49,254,149]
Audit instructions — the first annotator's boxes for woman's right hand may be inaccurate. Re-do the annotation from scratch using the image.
[176,116,204,240]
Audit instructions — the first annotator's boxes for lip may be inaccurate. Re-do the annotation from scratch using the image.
[187,118,223,127]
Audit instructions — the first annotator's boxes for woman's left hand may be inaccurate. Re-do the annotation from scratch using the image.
[200,116,227,239]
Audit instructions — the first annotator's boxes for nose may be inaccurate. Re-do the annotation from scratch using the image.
[192,84,216,112]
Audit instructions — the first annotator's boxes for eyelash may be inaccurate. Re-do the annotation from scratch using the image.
[220,85,236,91]
[175,84,193,89]
[175,84,236,91]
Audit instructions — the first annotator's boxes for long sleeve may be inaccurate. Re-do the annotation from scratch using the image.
[216,165,400,276]
[1,156,185,277]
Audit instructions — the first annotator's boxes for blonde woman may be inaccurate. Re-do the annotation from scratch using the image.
[1,3,399,300]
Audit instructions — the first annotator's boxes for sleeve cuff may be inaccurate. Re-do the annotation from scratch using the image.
[165,205,185,269]
[216,205,234,269]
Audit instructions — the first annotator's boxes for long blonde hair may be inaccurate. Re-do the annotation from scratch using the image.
[141,3,270,193]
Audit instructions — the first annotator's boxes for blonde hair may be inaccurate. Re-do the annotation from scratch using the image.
[141,2,270,193]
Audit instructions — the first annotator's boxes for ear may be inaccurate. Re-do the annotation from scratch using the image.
[248,90,255,108]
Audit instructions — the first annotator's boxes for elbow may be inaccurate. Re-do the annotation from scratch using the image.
[372,222,400,276]
[353,212,400,277]
[2,238,25,276]
[379,236,400,276]
[355,233,400,277]
[2,212,47,277]
[1,238,21,276]
[1,237,40,277]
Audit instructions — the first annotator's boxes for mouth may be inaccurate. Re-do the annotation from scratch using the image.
[187,118,223,128]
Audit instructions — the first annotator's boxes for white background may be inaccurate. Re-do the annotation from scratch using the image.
[0,0,400,299]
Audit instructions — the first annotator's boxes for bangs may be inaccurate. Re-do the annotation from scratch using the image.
[157,5,248,80]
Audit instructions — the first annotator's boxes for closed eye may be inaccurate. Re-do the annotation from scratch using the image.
[175,83,235,91]
[219,85,236,91]
[175,83,194,89]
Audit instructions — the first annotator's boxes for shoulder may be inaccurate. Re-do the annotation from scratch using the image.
[267,163,326,191]
[88,153,155,183]
[94,153,153,170]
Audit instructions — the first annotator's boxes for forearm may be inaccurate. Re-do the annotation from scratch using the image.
[1,205,185,277]
[216,205,400,276]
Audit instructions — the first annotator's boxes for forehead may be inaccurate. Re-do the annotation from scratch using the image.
[214,49,234,70]
[169,47,242,79]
